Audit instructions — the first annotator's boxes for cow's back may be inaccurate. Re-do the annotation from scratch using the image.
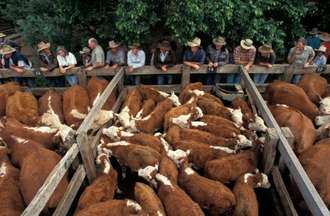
[0,82,21,117]
[298,74,327,104]
[87,77,116,110]
[39,90,64,123]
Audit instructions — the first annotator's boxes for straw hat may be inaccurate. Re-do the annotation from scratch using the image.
[129,42,141,49]
[79,47,91,54]
[258,44,273,54]
[315,45,327,53]
[0,33,6,38]
[37,41,50,52]
[240,39,254,50]
[309,28,320,35]
[158,40,171,50]
[187,37,201,47]
[109,40,120,49]
[0,45,16,55]
[213,36,226,46]
[320,32,330,42]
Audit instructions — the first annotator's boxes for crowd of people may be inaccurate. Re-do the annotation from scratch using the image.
[0,28,329,87]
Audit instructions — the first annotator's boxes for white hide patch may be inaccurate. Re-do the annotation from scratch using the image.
[191,121,207,127]
[12,136,28,144]
[171,114,192,128]
[141,114,152,121]
[70,109,87,119]
[103,126,122,141]
[228,108,243,126]
[157,211,164,216]
[126,200,142,211]
[23,126,58,134]
[244,173,254,183]
[135,109,144,120]
[0,163,7,178]
[189,89,205,97]
[138,164,159,181]
[155,174,173,188]
[320,97,330,115]
[257,173,271,188]
[184,167,195,175]
[117,106,131,128]
[96,147,112,174]
[157,90,170,98]
[167,149,190,167]
[168,92,181,107]
[186,97,196,104]
[236,135,253,148]
[315,115,330,126]
[209,146,236,154]
[92,110,114,129]
[195,107,204,119]
[275,104,289,108]
[106,141,130,147]
[248,114,267,132]
[159,137,171,153]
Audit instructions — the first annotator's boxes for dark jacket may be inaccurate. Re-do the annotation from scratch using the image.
[39,52,58,71]
[3,51,30,68]
[154,48,176,69]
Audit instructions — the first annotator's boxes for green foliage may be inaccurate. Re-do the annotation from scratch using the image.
[0,0,316,57]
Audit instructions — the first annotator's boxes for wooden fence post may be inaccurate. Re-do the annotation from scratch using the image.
[77,68,87,87]
[181,66,190,88]
[262,128,279,174]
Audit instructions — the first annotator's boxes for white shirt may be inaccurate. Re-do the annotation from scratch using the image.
[57,52,77,67]
[127,50,145,69]
[160,51,168,62]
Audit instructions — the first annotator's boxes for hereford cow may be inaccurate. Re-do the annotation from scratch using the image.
[197,97,232,120]
[232,97,254,128]
[39,90,64,123]
[298,73,327,104]
[0,82,21,117]
[265,81,319,120]
[63,85,90,129]
[159,156,178,184]
[136,99,156,119]
[87,77,116,110]
[270,104,317,154]
[6,91,39,126]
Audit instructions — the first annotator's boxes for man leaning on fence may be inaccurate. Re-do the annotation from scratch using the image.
[85,38,105,71]
[105,40,125,70]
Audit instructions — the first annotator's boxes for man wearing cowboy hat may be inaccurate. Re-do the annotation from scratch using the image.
[183,37,206,70]
[313,45,327,72]
[79,47,92,68]
[86,38,105,71]
[37,41,58,73]
[105,40,125,69]
[127,42,145,84]
[320,32,330,59]
[254,44,276,84]
[0,45,31,74]
[206,36,229,84]
[306,28,321,50]
[154,40,176,84]
[228,38,256,83]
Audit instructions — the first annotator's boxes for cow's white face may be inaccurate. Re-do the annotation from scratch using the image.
[228,108,244,126]
[155,173,173,188]
[248,114,267,132]
[167,149,190,167]
[138,164,159,182]
[315,115,330,126]
[320,97,330,115]
[168,92,181,107]
[171,113,192,128]
[103,126,122,141]
[126,200,142,212]
[189,89,205,97]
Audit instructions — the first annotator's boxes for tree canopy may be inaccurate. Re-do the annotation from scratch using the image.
[0,0,321,57]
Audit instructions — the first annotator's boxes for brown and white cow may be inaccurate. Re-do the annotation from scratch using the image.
[0,82,21,117]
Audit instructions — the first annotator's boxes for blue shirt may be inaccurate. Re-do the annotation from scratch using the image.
[306,35,321,50]
[3,51,30,69]
[183,48,206,64]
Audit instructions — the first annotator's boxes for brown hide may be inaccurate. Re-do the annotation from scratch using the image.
[205,151,257,183]
[136,99,173,133]
[87,77,116,110]
[4,118,57,149]
[157,179,205,216]
[122,133,165,155]
[134,182,166,216]
[108,143,162,172]
[232,97,254,127]
[299,139,330,207]
[123,88,143,117]
[179,82,203,104]
[298,73,327,104]
[38,90,64,123]
[197,97,232,120]
[6,91,39,126]
[140,99,156,118]
[63,85,89,129]
[270,105,317,154]
[265,81,319,120]
[19,148,68,208]
[194,115,240,138]
[76,172,118,212]
[75,199,146,216]
[0,82,21,117]
[159,156,178,184]
[233,175,259,216]
[166,126,236,148]
[174,140,232,169]
[138,85,167,102]
[178,166,236,214]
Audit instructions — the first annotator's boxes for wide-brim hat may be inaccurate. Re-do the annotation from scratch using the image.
[37,41,51,52]
[0,33,6,38]
[0,45,16,55]
[309,28,320,35]
[315,45,327,53]
[109,40,120,49]
[158,40,171,50]
[187,37,201,47]
[129,42,141,49]
[79,47,91,54]
[320,33,330,42]
[240,39,254,50]
[213,36,226,46]
[258,44,273,54]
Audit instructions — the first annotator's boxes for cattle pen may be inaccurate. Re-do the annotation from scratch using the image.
[1,65,330,215]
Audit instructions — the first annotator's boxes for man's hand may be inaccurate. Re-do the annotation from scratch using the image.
[214,62,219,67]
[267,63,273,68]
[244,64,252,71]
[59,67,66,74]
[208,62,213,67]
[14,68,24,74]
[111,64,118,69]
[40,67,49,73]
[161,65,167,72]
[105,65,110,69]
[303,62,310,68]
[85,66,94,71]
[127,66,134,73]
[192,64,200,70]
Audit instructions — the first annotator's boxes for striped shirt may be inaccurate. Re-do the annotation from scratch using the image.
[233,46,256,64]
